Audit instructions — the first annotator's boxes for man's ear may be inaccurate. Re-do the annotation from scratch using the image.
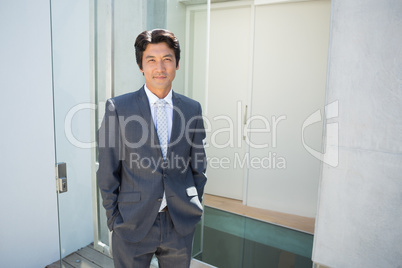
[176,62,180,70]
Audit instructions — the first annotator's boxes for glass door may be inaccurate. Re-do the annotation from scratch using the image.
[51,0,210,264]
[50,0,95,262]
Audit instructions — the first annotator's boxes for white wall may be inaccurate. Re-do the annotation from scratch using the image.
[0,0,60,267]
[312,0,402,267]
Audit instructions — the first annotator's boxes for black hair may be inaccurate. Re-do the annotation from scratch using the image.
[134,29,180,70]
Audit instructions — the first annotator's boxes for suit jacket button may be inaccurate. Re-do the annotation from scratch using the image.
[157,198,162,202]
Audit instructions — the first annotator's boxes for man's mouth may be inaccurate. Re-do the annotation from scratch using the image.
[153,74,167,79]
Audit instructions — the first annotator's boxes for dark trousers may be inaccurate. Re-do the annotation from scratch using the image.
[112,210,195,268]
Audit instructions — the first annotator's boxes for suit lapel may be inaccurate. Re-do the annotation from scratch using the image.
[136,87,162,157]
[169,91,184,154]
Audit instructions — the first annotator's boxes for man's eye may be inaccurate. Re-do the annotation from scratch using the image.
[164,58,172,61]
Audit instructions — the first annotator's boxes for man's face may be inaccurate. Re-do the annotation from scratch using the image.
[140,42,179,94]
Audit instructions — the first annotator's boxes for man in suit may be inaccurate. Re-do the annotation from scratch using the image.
[97,29,207,268]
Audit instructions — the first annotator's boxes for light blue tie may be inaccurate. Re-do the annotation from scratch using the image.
[155,99,168,159]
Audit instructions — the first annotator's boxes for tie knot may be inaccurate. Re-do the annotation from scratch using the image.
[155,99,167,108]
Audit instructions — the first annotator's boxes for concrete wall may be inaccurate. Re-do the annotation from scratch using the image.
[312,0,402,267]
[0,0,60,267]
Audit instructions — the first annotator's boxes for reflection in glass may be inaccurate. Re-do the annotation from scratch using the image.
[196,207,314,268]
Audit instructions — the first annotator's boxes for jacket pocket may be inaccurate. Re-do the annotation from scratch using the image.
[117,192,141,224]
[118,192,141,203]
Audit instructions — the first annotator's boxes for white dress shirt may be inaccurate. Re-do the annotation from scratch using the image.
[143,84,173,212]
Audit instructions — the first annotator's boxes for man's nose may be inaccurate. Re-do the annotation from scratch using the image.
[156,60,165,71]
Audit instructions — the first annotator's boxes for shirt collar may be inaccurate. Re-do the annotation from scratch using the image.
[144,84,173,107]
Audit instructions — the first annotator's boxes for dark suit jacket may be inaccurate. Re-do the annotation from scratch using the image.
[97,87,207,243]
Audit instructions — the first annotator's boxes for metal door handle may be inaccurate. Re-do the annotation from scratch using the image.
[56,162,68,193]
